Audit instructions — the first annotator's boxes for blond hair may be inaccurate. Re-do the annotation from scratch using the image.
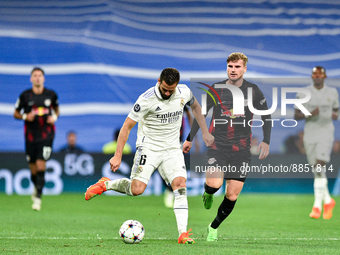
[227,52,248,66]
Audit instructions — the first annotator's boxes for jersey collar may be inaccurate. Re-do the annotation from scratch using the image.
[311,83,327,93]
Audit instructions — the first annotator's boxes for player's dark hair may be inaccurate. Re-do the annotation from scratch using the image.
[312,66,326,75]
[31,67,45,75]
[160,68,180,85]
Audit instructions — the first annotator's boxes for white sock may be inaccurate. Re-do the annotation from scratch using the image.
[105,178,133,196]
[313,178,326,209]
[173,188,188,236]
[323,178,332,204]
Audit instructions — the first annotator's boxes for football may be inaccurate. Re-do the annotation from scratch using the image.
[119,220,145,244]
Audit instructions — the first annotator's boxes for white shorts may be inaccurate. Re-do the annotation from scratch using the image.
[304,138,333,165]
[130,147,187,186]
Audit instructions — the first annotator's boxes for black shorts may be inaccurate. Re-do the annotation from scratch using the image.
[25,139,53,163]
[207,148,251,182]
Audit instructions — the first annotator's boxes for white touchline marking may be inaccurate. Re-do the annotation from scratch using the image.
[1,237,339,241]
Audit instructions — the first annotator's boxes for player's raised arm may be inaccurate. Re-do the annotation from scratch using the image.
[110,117,137,172]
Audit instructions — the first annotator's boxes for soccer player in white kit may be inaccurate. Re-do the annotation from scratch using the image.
[295,66,339,219]
[85,68,214,243]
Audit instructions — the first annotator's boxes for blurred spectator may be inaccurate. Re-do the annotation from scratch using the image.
[283,130,305,154]
[332,140,340,154]
[59,131,84,153]
[102,129,132,155]
[250,136,260,155]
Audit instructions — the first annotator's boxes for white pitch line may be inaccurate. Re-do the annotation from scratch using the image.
[1,236,339,241]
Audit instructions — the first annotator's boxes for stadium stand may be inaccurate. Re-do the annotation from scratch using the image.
[0,0,339,152]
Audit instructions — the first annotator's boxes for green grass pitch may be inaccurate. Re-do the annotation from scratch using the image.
[0,193,339,254]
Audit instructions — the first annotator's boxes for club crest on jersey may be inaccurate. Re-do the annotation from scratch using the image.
[44,99,51,107]
[138,166,143,173]
[208,158,216,164]
[33,107,49,116]
[134,104,141,112]
[180,99,185,107]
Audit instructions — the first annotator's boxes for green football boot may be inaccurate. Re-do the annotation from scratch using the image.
[202,191,213,209]
[206,224,218,242]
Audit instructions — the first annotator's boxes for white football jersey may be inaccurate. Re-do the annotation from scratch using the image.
[296,84,339,143]
[128,82,194,150]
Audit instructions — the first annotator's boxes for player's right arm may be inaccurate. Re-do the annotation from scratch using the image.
[13,94,35,121]
[294,89,318,120]
[109,117,137,172]
[294,108,319,120]
[331,88,339,120]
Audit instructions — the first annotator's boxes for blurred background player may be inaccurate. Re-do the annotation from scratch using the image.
[85,68,214,244]
[14,67,59,211]
[59,130,84,154]
[102,129,132,155]
[332,140,340,155]
[295,66,339,220]
[283,130,306,155]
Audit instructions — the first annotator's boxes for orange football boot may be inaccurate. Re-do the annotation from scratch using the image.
[178,228,195,244]
[323,198,336,220]
[85,177,110,201]
[309,207,321,219]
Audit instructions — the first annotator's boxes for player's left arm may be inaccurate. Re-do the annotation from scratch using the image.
[184,87,215,153]
[332,108,339,120]
[47,92,60,125]
[331,89,339,120]
[190,97,214,147]
[47,105,59,124]
[253,86,271,159]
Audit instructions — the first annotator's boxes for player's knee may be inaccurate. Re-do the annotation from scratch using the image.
[130,181,146,196]
[316,160,326,166]
[131,187,144,196]
[206,179,223,189]
[171,177,186,190]
[36,160,46,170]
[226,192,239,201]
